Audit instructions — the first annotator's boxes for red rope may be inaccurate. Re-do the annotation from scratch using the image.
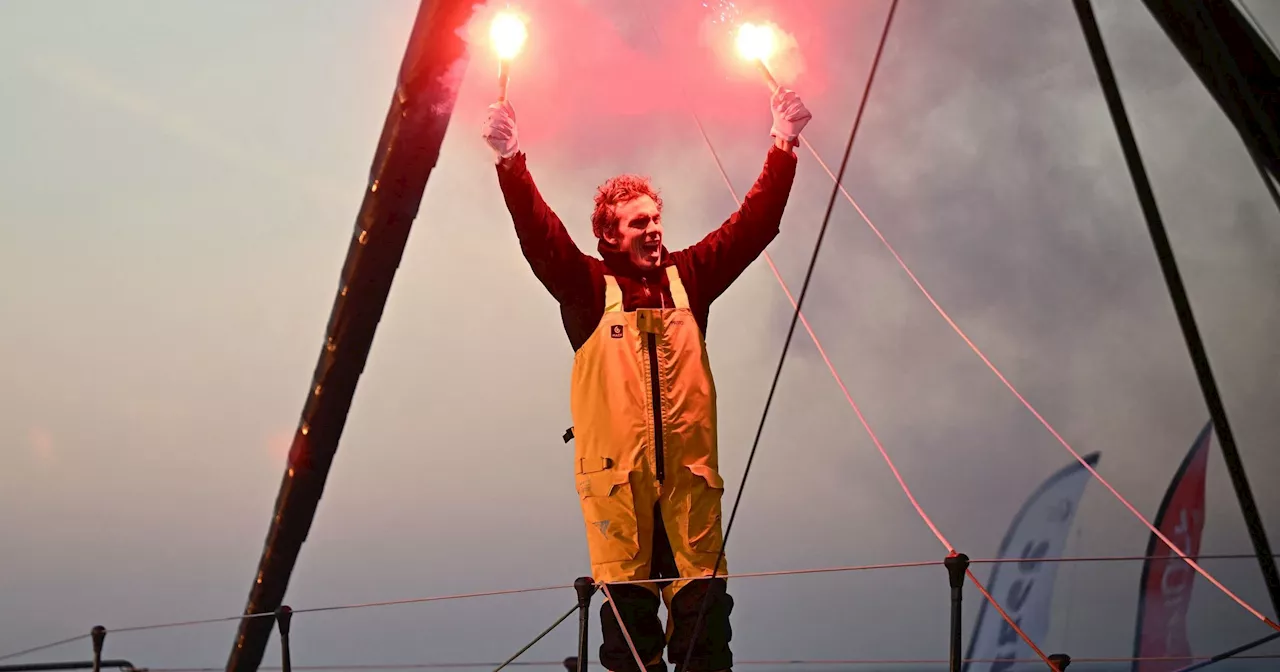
[964,567,1051,663]
[599,584,648,672]
[797,137,1278,631]
[693,118,952,552]
[688,116,1052,669]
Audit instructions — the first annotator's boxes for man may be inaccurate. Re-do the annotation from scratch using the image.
[482,88,811,672]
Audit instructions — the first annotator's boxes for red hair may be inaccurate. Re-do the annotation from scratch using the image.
[591,174,662,240]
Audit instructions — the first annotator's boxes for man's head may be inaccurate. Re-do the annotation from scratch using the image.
[592,174,664,270]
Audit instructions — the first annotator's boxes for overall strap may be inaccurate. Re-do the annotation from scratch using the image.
[603,275,623,313]
[665,265,690,310]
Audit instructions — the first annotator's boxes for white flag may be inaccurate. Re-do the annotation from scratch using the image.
[962,452,1099,672]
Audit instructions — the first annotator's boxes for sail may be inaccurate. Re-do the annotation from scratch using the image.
[1131,421,1213,672]
[963,453,1099,672]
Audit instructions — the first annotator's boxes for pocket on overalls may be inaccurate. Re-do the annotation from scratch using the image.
[683,463,725,554]
[576,464,640,564]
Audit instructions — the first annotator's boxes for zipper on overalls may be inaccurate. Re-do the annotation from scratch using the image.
[644,277,665,484]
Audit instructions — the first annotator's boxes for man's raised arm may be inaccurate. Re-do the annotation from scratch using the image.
[485,101,592,306]
[683,88,812,303]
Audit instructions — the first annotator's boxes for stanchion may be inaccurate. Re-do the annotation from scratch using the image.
[944,553,969,672]
[1048,653,1071,671]
[574,577,596,672]
[89,627,105,672]
[276,606,293,672]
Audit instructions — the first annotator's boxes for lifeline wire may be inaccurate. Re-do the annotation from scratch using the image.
[685,110,948,547]
[0,636,90,663]
[12,553,1240,663]
[608,559,940,587]
[1170,631,1280,672]
[13,604,1276,672]
[673,4,921,672]
[7,553,1262,663]
[0,585,570,662]
[490,603,578,672]
[607,553,1273,587]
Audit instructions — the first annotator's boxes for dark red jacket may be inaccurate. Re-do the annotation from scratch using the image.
[496,145,798,352]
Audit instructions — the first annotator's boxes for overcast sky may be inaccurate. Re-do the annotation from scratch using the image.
[2,0,1280,670]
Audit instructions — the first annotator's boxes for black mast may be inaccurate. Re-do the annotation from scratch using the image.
[224,2,479,671]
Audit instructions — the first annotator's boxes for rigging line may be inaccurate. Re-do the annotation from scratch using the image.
[103,583,569,635]
[490,603,578,672]
[2,583,572,654]
[688,111,948,548]
[1072,0,1279,630]
[280,584,569,617]
[608,559,941,586]
[970,552,1276,565]
[1246,145,1280,218]
[598,584,647,672]
[109,613,273,635]
[609,552,1275,587]
[797,132,1268,589]
[776,0,1280,629]
[963,567,1050,664]
[0,636,91,663]
[23,550,1263,659]
[1171,632,1280,672]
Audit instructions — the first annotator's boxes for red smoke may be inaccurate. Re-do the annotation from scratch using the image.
[459,0,839,163]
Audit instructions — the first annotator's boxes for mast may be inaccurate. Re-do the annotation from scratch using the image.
[223,2,478,671]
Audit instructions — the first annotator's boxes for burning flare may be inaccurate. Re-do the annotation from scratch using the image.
[490,11,528,61]
[735,22,777,63]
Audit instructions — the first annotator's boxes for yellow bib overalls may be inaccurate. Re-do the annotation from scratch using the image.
[571,265,727,598]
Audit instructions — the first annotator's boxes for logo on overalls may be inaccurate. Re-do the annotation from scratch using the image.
[594,520,611,536]
[610,325,623,339]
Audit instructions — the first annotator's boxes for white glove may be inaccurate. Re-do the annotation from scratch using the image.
[482,101,519,161]
[769,88,812,142]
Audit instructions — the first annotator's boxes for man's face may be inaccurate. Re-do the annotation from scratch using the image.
[607,195,663,270]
